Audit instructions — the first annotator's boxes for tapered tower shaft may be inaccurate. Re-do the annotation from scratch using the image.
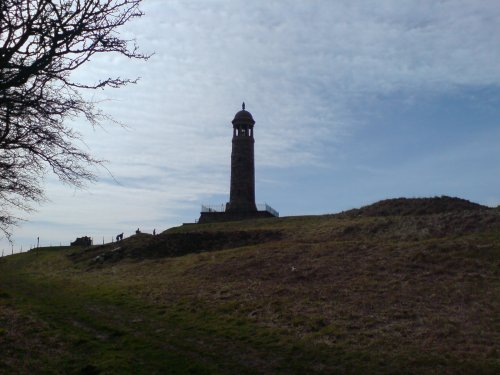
[227,103,257,213]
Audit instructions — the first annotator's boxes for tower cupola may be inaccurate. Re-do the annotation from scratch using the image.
[231,102,255,137]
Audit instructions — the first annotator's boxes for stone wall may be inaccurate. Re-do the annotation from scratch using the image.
[198,211,275,224]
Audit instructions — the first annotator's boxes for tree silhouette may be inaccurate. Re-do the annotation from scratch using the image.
[0,0,149,240]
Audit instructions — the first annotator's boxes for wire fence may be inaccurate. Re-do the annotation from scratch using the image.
[201,204,227,213]
[257,203,279,217]
[0,229,159,257]
[201,203,279,217]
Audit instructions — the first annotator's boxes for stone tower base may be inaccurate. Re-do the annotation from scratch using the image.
[198,211,276,224]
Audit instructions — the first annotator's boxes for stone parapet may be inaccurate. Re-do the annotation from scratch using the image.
[198,211,275,224]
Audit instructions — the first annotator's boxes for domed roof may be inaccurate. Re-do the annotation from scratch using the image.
[232,102,255,126]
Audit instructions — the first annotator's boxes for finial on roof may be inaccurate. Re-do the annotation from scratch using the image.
[242,102,245,110]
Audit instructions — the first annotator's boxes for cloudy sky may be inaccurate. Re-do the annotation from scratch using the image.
[2,0,500,252]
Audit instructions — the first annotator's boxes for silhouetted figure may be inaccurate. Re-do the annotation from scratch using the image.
[136,228,141,235]
[116,233,123,241]
[153,229,156,236]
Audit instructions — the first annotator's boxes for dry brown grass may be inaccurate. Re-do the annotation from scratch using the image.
[0,294,67,374]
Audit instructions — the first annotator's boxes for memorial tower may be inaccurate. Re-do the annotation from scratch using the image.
[197,103,278,223]
[226,102,257,213]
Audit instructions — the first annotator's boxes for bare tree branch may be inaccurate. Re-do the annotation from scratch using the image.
[0,0,150,240]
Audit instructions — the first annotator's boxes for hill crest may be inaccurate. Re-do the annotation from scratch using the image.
[339,195,488,217]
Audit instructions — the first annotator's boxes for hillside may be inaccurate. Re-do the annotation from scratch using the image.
[0,196,499,374]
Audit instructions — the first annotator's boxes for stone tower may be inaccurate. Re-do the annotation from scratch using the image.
[226,102,258,213]
[197,103,278,224]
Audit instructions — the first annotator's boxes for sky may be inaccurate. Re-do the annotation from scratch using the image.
[2,0,500,253]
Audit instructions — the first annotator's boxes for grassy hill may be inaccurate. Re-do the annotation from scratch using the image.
[0,197,499,374]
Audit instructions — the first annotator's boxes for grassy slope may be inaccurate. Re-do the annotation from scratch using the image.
[0,201,499,374]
